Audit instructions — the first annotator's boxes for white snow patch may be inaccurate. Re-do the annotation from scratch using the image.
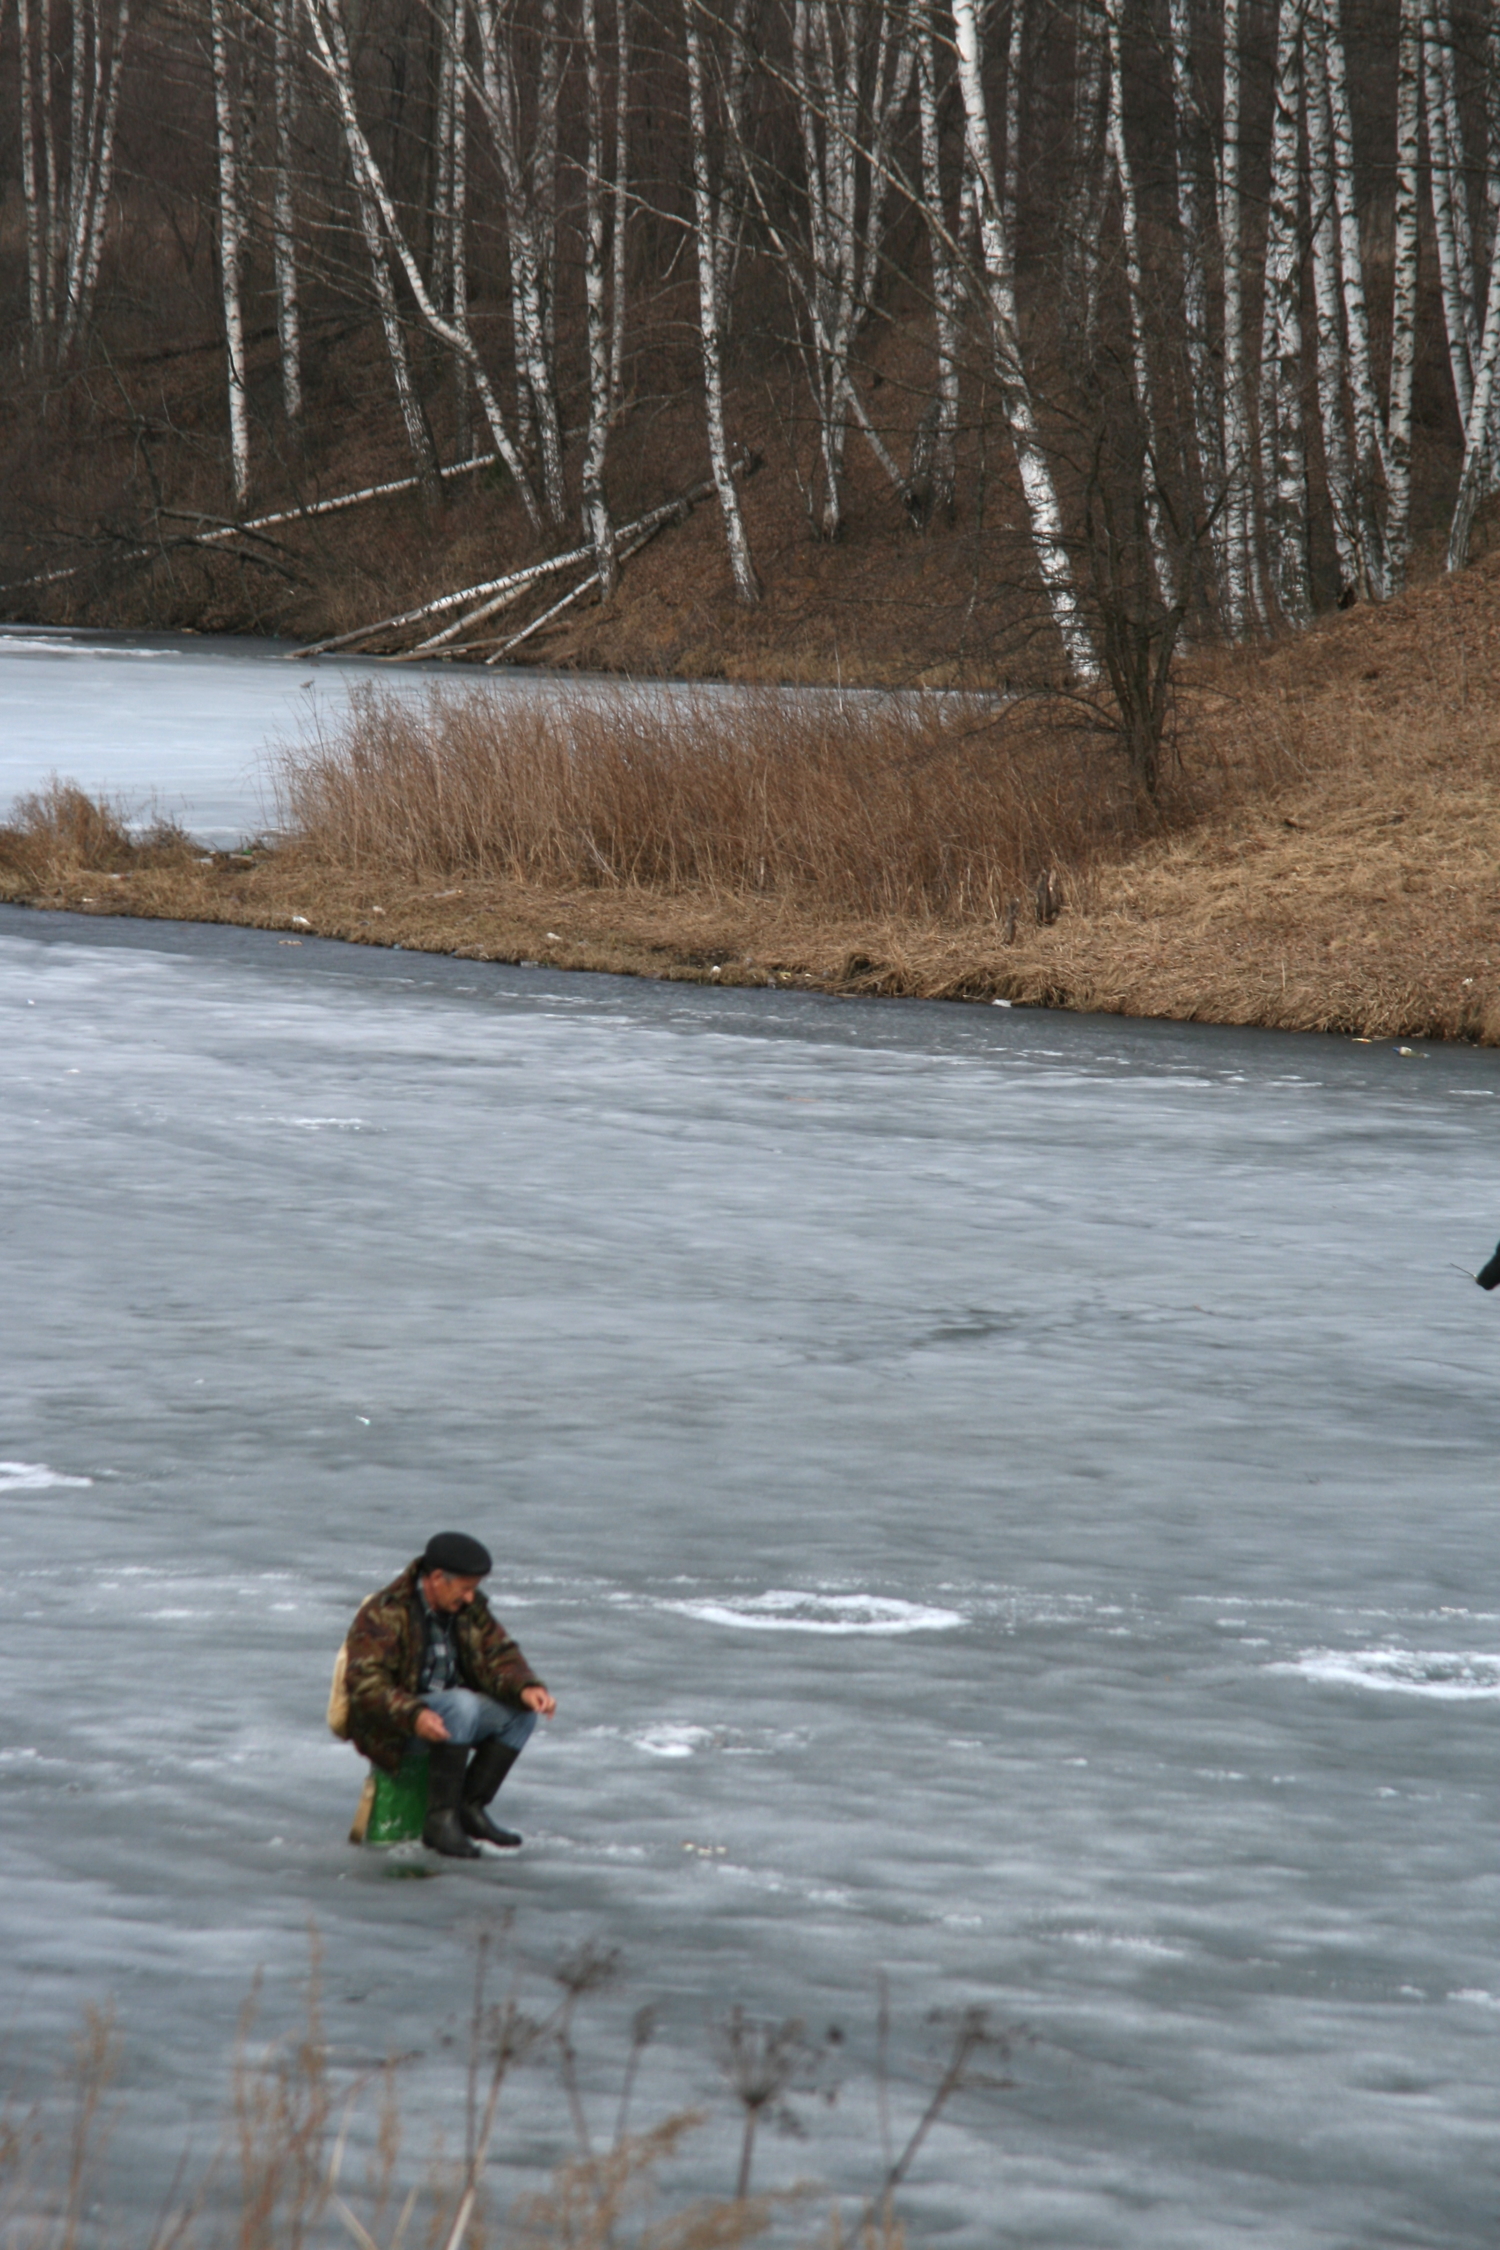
[1448,1989,1500,2008]
[1277,1649,1500,1700]
[0,1460,92,1491]
[631,1724,717,1758]
[1051,1928,1190,1961]
[661,1589,965,1635]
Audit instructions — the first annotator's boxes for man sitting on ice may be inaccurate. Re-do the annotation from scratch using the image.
[344,1531,556,1858]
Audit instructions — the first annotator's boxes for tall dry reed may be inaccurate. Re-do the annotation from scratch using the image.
[271,686,1150,920]
[0,780,196,882]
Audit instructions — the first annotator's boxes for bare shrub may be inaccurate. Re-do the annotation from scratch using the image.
[272,686,1163,923]
[0,781,136,880]
[0,780,199,883]
[0,1949,1011,2250]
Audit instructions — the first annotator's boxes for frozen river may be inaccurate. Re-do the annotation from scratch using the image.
[1,634,1497,2244]
[0,624,666,846]
[1,906,1496,2246]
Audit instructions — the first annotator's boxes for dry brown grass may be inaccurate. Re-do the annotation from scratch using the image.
[269,684,1161,924]
[0,780,200,886]
[6,555,1500,1044]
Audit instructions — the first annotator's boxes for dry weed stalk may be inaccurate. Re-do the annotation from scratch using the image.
[231,1951,335,2250]
[270,685,1170,924]
[0,781,198,885]
[0,1937,1013,2250]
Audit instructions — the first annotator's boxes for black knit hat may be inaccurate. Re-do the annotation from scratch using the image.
[421,1531,492,1578]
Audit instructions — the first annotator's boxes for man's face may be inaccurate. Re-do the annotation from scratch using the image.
[424,1569,482,1614]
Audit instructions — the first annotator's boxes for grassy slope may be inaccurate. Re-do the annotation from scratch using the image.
[5,551,1500,1046]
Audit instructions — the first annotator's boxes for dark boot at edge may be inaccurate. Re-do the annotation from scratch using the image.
[461,1738,523,1848]
[422,1742,481,1859]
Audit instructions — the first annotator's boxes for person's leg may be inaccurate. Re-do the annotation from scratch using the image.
[419,1692,537,1849]
[418,1733,481,1859]
[421,1689,536,1754]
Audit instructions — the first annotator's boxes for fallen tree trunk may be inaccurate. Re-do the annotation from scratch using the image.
[323,469,736,661]
[0,452,501,602]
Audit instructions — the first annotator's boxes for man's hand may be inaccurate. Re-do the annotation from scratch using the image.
[522,1685,557,1718]
[414,1708,451,1744]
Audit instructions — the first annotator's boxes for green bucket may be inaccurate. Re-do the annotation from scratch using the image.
[365,1757,429,1845]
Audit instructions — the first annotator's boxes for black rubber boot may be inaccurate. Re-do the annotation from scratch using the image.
[461,1739,523,1847]
[422,1742,482,1859]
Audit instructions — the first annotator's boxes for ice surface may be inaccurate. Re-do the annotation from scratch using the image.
[0,626,861,849]
[1280,1648,1500,1698]
[1,903,1498,2247]
[0,625,464,843]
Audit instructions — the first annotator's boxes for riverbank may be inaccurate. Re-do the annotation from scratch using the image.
[5,554,1499,1044]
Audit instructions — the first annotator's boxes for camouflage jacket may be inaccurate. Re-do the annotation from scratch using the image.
[344,1559,544,1773]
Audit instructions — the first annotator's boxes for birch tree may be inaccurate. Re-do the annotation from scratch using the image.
[15,0,131,368]
[1386,0,1422,588]
[272,0,302,436]
[1104,0,1179,608]
[580,0,617,594]
[300,0,543,524]
[785,0,911,539]
[1305,13,1360,596]
[1321,0,1388,597]
[1422,0,1477,425]
[1258,0,1311,628]
[1218,0,1257,633]
[951,0,1096,675]
[469,0,567,523]
[911,0,961,522]
[210,0,251,508]
[1167,0,1227,609]
[683,0,760,599]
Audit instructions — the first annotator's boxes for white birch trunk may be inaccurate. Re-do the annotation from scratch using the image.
[913,0,960,520]
[272,0,302,434]
[16,0,47,353]
[855,5,915,333]
[17,0,129,368]
[210,0,251,510]
[433,0,470,449]
[352,161,444,506]
[1105,0,1179,609]
[69,0,128,349]
[790,0,862,538]
[468,0,566,523]
[302,0,541,526]
[1387,0,1421,590]
[1447,170,1500,564]
[451,0,472,453]
[534,0,564,505]
[952,0,1096,676]
[1218,0,1256,633]
[1168,0,1228,606]
[609,0,630,413]
[41,0,60,329]
[1258,0,1310,627]
[1305,16,1360,595]
[1422,0,1475,423]
[1002,0,1024,246]
[581,0,616,598]
[683,0,759,600]
[1321,0,1388,595]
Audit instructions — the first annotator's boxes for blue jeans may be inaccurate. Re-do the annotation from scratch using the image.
[409,1688,537,1758]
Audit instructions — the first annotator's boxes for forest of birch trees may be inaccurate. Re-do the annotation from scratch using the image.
[5,0,1500,674]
